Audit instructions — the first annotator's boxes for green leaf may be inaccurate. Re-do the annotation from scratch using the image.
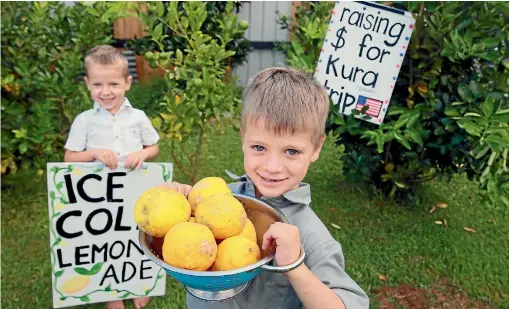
[458,84,473,102]
[176,49,183,63]
[407,127,423,146]
[155,1,165,17]
[487,152,498,166]
[53,238,61,246]
[457,120,481,137]
[485,136,506,152]
[88,262,104,275]
[475,145,490,159]
[52,212,61,218]
[60,197,69,204]
[394,132,412,150]
[491,109,509,123]
[80,295,90,302]
[74,267,91,276]
[55,270,64,277]
[119,292,131,299]
[469,80,482,98]
[105,284,112,292]
[56,182,64,190]
[482,96,495,117]
[50,191,56,199]
[153,23,163,41]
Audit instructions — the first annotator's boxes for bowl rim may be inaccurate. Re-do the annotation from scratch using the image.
[138,193,289,277]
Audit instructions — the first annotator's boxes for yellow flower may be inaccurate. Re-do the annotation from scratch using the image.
[72,168,83,177]
[37,169,44,176]
[110,291,118,296]
[60,241,68,248]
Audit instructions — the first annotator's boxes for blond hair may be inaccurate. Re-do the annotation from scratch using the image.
[241,67,330,146]
[84,45,129,78]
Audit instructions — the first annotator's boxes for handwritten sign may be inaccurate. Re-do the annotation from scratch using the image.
[314,1,415,125]
[46,162,172,308]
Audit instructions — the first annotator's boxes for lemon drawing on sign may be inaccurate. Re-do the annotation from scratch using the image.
[72,167,83,177]
[60,240,68,248]
[60,275,91,294]
[55,202,65,211]
[144,169,149,175]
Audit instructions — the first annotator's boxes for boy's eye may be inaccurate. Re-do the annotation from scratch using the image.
[252,145,265,152]
[286,149,299,156]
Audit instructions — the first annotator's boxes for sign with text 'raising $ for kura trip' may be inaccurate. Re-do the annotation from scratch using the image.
[47,162,172,308]
[314,1,415,125]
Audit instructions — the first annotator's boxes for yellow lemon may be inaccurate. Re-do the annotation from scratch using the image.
[195,194,247,240]
[162,222,217,271]
[55,203,65,211]
[238,218,257,244]
[60,275,91,294]
[188,177,231,214]
[134,187,191,237]
[211,236,260,271]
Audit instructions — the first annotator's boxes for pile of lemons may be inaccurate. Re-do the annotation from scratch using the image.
[134,177,260,271]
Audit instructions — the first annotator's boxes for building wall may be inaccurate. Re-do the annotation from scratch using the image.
[234,1,291,85]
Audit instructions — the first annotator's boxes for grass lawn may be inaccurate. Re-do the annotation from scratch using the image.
[2,127,508,309]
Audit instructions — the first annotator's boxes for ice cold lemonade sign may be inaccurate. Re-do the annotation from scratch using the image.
[314,1,415,125]
[46,162,172,308]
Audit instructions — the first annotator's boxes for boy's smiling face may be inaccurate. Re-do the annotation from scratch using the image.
[242,118,325,198]
[85,61,132,114]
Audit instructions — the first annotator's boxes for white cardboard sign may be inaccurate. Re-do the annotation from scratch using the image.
[46,162,172,308]
[314,1,415,125]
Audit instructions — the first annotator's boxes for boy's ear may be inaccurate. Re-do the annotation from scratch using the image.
[311,135,326,163]
[84,76,91,90]
[125,75,133,90]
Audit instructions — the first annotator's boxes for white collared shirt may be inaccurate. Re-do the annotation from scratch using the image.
[64,98,160,159]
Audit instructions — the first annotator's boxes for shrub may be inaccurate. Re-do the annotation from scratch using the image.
[277,1,509,206]
[1,2,113,174]
[125,1,246,183]
[123,1,251,70]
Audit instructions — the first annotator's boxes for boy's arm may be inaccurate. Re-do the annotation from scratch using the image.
[286,264,346,309]
[288,240,369,309]
[142,144,159,160]
[64,149,95,162]
[263,224,369,309]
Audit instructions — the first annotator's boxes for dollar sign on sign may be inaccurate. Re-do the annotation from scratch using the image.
[331,26,347,51]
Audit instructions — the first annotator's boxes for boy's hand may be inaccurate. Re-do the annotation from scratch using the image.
[156,182,193,197]
[125,150,148,171]
[90,149,118,169]
[262,222,301,267]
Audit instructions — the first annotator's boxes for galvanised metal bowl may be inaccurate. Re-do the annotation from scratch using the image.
[138,193,305,301]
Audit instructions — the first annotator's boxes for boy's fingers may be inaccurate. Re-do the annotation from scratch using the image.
[136,160,143,171]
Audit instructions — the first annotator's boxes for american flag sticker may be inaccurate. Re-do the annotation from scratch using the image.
[356,96,383,117]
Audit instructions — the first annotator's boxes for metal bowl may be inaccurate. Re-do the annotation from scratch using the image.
[138,193,305,301]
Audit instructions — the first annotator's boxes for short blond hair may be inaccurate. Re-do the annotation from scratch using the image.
[84,45,129,78]
[241,67,330,146]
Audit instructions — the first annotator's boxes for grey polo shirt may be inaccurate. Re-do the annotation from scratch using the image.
[186,172,369,309]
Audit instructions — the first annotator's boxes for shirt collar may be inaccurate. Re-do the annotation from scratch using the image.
[93,97,132,113]
[225,170,311,206]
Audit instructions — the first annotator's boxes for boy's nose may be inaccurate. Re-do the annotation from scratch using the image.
[264,154,283,173]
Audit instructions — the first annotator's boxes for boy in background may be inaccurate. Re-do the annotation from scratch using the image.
[64,45,159,309]
[162,67,369,309]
